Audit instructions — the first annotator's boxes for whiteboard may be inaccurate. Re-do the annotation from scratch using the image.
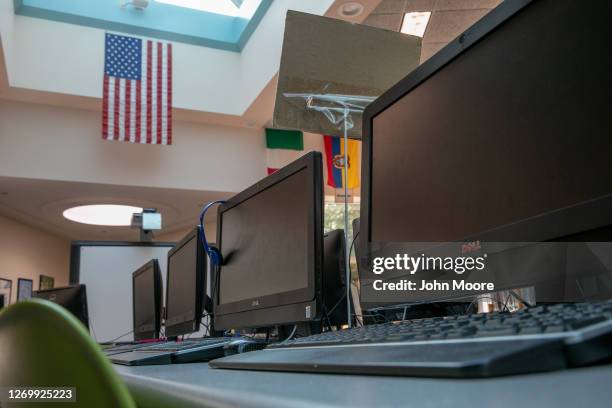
[75,244,173,342]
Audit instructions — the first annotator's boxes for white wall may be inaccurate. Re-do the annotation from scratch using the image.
[237,0,334,112]
[0,215,70,304]
[0,1,13,87]
[5,14,241,113]
[0,100,266,193]
[78,244,173,342]
[0,0,335,116]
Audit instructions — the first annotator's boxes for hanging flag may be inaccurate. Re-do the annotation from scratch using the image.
[265,128,304,174]
[323,135,360,189]
[102,33,172,145]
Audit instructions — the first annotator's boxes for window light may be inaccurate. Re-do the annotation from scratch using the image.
[63,205,143,226]
[155,0,261,18]
[400,11,431,37]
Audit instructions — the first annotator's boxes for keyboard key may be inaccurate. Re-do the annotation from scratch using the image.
[518,326,543,335]
[569,316,606,330]
[268,300,612,349]
[475,328,516,337]
[544,325,565,333]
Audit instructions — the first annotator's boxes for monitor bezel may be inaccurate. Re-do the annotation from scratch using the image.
[358,0,612,310]
[360,0,533,260]
[164,227,207,338]
[32,284,89,330]
[131,259,163,341]
[358,0,612,309]
[214,151,324,330]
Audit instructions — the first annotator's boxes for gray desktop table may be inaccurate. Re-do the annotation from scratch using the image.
[115,363,612,408]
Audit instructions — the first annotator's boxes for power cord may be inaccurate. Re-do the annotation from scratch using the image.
[321,230,360,331]
[201,311,212,336]
[280,325,298,344]
[326,292,347,319]
[353,312,388,324]
[198,200,226,266]
[347,231,359,285]
[198,200,227,333]
[107,329,135,343]
[89,320,99,342]
[508,290,534,308]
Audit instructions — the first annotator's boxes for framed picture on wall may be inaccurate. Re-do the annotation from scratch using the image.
[39,275,55,290]
[17,278,33,301]
[0,278,12,306]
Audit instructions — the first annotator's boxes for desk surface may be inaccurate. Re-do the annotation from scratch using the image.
[115,363,612,408]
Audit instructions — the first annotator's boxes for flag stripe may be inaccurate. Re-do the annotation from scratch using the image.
[330,137,343,188]
[120,79,126,141]
[140,40,147,144]
[265,128,303,150]
[119,79,125,141]
[266,148,303,170]
[136,78,142,143]
[345,138,361,188]
[146,40,153,144]
[114,78,120,140]
[161,43,168,145]
[167,43,173,145]
[323,136,336,187]
[157,41,163,145]
[129,79,136,142]
[124,79,131,141]
[102,76,109,139]
[108,76,115,139]
[151,41,157,144]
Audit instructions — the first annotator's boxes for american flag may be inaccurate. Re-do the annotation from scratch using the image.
[103,33,172,145]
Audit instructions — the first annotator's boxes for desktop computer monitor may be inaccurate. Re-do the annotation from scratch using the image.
[360,0,612,309]
[214,151,324,330]
[322,229,348,327]
[33,284,90,330]
[165,227,209,338]
[132,259,163,341]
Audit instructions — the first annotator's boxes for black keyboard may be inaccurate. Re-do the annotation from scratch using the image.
[138,338,229,353]
[210,300,612,377]
[270,300,612,347]
[102,342,160,356]
[111,337,233,366]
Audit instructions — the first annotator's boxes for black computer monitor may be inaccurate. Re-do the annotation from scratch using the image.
[165,227,208,338]
[214,151,324,330]
[132,259,163,341]
[33,284,89,330]
[323,229,348,327]
[360,0,612,309]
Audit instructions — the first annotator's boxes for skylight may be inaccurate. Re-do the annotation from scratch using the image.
[400,12,431,37]
[155,0,262,18]
[63,205,143,226]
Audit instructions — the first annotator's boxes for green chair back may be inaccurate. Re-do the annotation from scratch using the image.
[0,299,135,408]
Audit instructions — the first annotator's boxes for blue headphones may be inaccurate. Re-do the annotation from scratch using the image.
[199,200,226,266]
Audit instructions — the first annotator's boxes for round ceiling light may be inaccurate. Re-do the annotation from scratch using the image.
[338,2,364,17]
[63,204,143,226]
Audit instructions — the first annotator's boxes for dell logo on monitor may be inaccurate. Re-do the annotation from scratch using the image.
[252,300,260,306]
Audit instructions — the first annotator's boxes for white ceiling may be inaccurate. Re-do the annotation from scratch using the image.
[0,0,502,244]
[0,176,231,241]
[0,1,396,242]
[0,0,383,130]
